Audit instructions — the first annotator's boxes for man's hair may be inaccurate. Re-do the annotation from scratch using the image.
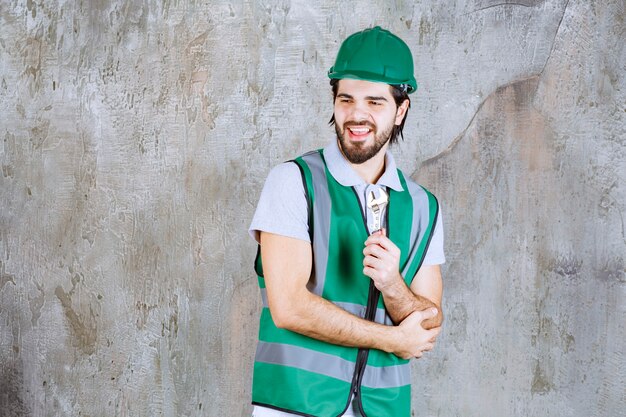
[328,79,411,145]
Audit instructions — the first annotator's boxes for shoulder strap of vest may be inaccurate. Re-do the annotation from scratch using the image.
[254,151,321,277]
[397,169,440,280]
[290,149,322,242]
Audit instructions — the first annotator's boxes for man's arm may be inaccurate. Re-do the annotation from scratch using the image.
[261,231,440,359]
[379,264,443,328]
[363,231,443,328]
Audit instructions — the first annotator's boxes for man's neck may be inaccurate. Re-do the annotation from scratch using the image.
[349,145,388,185]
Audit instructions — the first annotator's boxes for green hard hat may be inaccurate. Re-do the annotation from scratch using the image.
[328,26,418,94]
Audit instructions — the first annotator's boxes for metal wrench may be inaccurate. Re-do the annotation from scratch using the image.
[366,188,389,234]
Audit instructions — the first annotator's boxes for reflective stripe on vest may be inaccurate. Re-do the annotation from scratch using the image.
[255,341,411,389]
[252,149,438,417]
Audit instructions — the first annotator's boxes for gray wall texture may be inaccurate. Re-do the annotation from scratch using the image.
[0,0,624,416]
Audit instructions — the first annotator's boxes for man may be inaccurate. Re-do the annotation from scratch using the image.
[249,26,445,417]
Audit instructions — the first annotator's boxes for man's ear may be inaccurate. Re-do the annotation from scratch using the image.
[395,99,410,125]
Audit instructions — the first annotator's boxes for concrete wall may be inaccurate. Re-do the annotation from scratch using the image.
[0,0,623,416]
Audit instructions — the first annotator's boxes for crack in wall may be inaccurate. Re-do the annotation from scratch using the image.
[471,1,541,14]
[415,0,570,174]
[539,0,571,76]
[413,75,541,176]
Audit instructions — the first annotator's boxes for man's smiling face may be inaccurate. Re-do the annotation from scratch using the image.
[333,79,408,164]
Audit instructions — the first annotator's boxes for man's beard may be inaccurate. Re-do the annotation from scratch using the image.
[336,121,393,164]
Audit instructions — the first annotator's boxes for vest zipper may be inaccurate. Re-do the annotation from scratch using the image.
[353,280,380,416]
[345,186,388,417]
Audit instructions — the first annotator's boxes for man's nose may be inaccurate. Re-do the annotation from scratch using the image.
[349,101,370,121]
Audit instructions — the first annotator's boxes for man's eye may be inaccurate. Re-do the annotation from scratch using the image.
[370,101,382,106]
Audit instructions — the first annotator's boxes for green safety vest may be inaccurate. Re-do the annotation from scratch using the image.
[252,149,439,417]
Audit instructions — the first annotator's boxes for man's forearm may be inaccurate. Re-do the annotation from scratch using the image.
[271,288,440,360]
[273,289,397,352]
[380,278,442,329]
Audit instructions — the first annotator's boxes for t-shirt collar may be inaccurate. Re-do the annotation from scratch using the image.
[322,139,404,191]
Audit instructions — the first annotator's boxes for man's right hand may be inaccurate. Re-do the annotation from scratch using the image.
[393,308,441,359]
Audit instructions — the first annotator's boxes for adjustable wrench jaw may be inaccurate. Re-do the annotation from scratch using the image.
[366,188,389,234]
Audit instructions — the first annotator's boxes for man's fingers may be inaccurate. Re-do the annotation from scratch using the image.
[365,237,394,252]
[364,233,398,254]
[413,343,435,358]
[427,326,441,337]
[420,343,435,352]
[363,244,385,258]
[363,254,384,269]
[363,247,397,267]
[363,265,378,279]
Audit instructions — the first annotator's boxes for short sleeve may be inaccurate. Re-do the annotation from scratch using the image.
[421,206,445,265]
[249,162,310,243]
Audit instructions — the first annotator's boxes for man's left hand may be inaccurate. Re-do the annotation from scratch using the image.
[363,229,403,292]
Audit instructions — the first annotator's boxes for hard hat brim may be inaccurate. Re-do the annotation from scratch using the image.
[327,69,418,94]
